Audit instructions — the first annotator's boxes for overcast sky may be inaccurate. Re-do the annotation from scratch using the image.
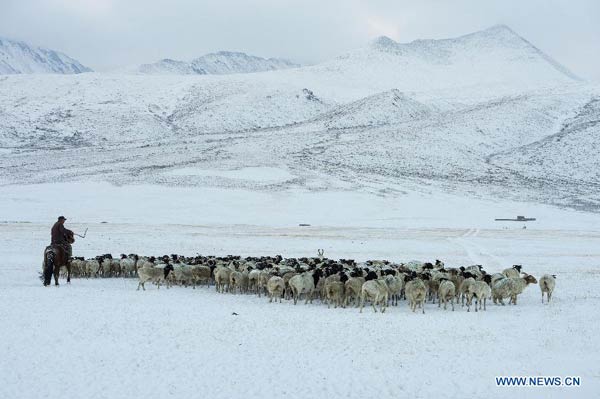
[2,0,599,80]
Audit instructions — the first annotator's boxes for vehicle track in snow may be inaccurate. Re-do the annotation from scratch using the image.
[449,228,504,267]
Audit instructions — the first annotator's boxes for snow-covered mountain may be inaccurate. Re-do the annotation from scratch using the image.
[0,37,91,74]
[137,51,299,75]
[313,24,580,94]
[0,25,598,212]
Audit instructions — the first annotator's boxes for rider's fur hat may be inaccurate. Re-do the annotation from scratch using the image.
[58,216,67,220]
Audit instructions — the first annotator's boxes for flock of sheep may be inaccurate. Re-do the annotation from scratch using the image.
[66,252,557,313]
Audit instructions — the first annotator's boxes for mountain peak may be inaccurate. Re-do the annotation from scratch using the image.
[370,36,397,48]
[0,36,91,74]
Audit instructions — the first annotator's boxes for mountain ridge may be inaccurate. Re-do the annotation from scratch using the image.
[136,51,299,75]
[0,36,91,74]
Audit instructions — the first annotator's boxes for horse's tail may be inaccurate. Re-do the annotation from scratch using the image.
[43,247,55,286]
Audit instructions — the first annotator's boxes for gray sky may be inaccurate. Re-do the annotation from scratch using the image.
[2,0,599,80]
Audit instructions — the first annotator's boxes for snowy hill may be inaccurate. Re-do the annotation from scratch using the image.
[137,51,299,75]
[313,24,580,94]
[0,25,598,212]
[0,37,91,74]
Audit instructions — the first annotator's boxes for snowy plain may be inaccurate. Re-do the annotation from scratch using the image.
[1,183,600,399]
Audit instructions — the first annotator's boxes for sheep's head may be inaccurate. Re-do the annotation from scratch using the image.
[523,274,537,284]
[340,272,349,283]
[513,264,523,272]
[483,274,492,284]
[552,275,557,279]
[365,271,378,281]
[163,264,174,277]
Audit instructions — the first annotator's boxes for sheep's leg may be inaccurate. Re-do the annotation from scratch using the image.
[359,294,364,313]
[548,291,552,302]
[421,300,425,314]
[483,298,486,311]
[372,295,378,313]
[451,297,454,311]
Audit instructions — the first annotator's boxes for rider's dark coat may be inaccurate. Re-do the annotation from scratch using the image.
[51,221,72,244]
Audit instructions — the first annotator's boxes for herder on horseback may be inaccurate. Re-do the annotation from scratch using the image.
[43,216,75,286]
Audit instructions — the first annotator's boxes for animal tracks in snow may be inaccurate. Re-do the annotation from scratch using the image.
[449,228,503,267]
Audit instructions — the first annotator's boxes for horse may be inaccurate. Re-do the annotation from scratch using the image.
[42,231,75,286]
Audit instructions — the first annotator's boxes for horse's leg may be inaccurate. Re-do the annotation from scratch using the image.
[54,264,60,286]
[43,254,52,286]
[44,250,56,286]
[67,262,72,283]
[54,252,63,286]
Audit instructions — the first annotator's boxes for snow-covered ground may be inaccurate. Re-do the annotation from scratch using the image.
[1,183,599,399]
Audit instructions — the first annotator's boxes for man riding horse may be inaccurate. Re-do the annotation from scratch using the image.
[43,216,75,286]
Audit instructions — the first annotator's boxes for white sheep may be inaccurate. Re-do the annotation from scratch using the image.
[492,273,537,305]
[257,270,271,298]
[191,265,212,287]
[266,276,285,303]
[289,270,319,305]
[384,274,404,306]
[229,270,244,294]
[467,280,491,312]
[324,280,345,309]
[214,265,232,293]
[459,275,476,306]
[120,255,137,278]
[344,277,365,308]
[405,278,427,313]
[359,279,389,313]
[539,274,556,303]
[137,264,174,290]
[437,279,456,311]
[248,269,261,293]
